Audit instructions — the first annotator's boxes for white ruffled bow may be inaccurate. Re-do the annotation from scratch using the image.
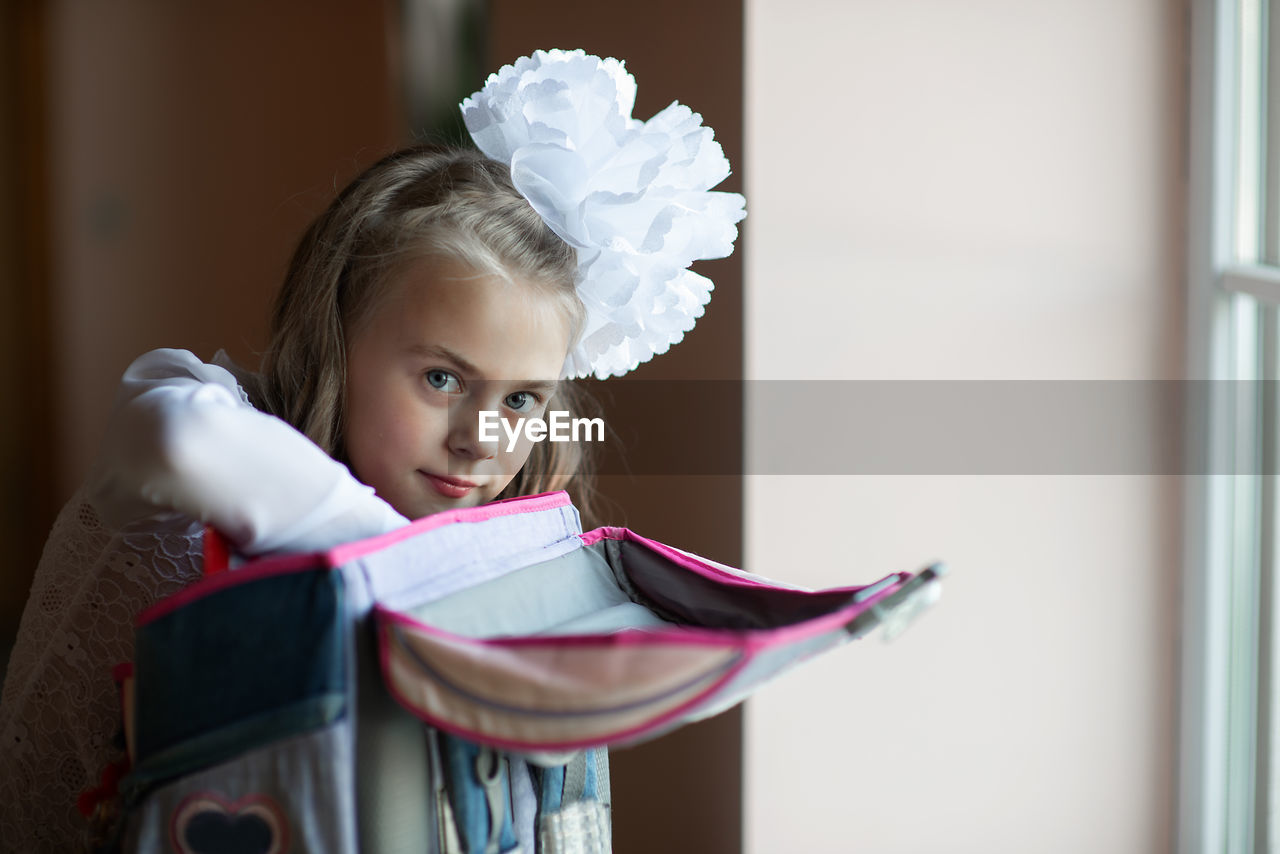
[461,49,747,380]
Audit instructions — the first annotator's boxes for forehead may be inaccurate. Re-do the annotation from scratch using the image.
[362,255,572,381]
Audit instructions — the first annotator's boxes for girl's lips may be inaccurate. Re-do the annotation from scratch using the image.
[422,472,477,499]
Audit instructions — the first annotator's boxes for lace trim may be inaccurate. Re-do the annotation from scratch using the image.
[0,488,204,851]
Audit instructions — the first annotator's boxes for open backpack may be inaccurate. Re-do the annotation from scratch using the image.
[99,491,945,854]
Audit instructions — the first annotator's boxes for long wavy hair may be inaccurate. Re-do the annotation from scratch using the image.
[256,143,600,524]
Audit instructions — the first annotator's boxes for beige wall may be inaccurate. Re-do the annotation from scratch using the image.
[744,1,1184,851]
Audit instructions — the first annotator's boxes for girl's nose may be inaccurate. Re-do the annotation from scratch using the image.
[448,404,498,461]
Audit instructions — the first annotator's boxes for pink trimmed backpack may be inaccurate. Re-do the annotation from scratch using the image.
[98,491,944,854]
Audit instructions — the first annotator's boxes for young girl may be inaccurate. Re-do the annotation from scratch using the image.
[0,48,743,851]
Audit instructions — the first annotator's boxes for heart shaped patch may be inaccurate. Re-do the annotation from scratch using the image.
[170,792,289,854]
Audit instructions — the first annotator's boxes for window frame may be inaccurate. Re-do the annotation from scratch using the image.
[1182,1,1280,852]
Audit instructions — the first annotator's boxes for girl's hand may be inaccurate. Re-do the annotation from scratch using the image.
[89,349,408,555]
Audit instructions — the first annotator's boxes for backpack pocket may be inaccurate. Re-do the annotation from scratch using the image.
[117,565,355,853]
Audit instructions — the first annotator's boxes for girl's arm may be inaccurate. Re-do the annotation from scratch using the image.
[88,348,409,554]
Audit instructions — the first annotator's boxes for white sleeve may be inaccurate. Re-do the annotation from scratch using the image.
[88,348,409,554]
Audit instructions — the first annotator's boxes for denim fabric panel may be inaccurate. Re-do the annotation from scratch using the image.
[121,719,357,854]
[580,750,600,802]
[440,734,518,854]
[508,756,537,851]
[538,764,565,815]
[135,568,346,764]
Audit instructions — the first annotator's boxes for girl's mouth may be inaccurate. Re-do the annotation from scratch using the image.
[422,472,478,499]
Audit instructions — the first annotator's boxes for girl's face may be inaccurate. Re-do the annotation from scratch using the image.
[343,255,572,520]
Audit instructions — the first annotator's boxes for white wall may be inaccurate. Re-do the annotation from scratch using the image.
[744,1,1184,851]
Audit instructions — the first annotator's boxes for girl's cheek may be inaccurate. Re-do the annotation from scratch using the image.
[499,435,527,464]
[501,434,538,470]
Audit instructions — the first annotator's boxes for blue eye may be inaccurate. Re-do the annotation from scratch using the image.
[504,391,538,413]
[425,370,461,393]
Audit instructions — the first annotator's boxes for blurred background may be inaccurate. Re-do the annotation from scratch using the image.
[0,0,1185,852]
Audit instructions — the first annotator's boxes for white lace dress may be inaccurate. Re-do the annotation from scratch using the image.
[0,349,407,852]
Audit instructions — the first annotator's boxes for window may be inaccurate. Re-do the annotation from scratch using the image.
[1184,1,1280,851]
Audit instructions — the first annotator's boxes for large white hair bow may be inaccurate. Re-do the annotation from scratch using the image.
[460,49,747,380]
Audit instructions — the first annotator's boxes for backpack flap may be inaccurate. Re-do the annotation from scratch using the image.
[378,608,746,750]
[374,525,937,751]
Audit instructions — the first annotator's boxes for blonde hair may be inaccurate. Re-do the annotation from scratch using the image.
[258,143,600,522]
